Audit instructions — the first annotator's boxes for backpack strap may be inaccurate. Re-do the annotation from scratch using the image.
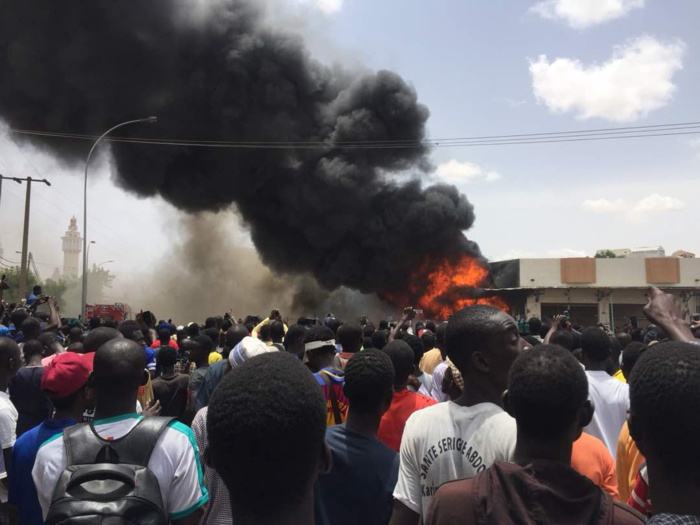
[65,416,175,467]
[319,370,343,425]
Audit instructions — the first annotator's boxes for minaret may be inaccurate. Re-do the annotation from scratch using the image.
[62,217,82,279]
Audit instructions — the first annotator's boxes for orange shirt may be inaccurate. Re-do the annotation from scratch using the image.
[377,388,437,452]
[616,420,645,504]
[571,432,619,500]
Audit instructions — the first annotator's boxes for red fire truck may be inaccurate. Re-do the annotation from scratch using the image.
[84,303,132,323]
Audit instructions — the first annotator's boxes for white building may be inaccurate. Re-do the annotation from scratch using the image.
[491,257,700,329]
[61,217,82,279]
[605,246,666,258]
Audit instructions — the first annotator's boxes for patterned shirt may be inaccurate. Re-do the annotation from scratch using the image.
[192,407,232,525]
[648,515,700,524]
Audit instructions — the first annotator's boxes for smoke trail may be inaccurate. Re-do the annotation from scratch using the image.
[0,0,479,302]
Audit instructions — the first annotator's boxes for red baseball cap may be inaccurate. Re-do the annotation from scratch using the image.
[42,352,95,399]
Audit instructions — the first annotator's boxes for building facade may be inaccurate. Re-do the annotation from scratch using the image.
[491,257,700,330]
[61,217,82,279]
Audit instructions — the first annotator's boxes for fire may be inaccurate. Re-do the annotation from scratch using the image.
[383,253,508,320]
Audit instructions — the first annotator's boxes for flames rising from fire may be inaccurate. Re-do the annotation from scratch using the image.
[383,254,508,320]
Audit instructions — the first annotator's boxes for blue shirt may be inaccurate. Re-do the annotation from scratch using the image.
[195,359,227,412]
[315,424,399,525]
[26,293,37,306]
[8,418,76,525]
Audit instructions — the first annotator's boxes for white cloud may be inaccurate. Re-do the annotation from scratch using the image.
[529,36,685,122]
[531,0,644,29]
[582,193,685,222]
[293,0,343,14]
[435,160,502,185]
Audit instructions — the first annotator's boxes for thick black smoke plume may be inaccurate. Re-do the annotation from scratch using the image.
[0,0,479,299]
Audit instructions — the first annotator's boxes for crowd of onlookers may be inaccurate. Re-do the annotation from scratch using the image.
[0,279,699,524]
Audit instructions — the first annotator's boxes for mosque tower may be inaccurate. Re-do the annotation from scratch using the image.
[61,216,82,278]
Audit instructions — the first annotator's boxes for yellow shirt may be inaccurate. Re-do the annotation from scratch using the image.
[209,352,223,365]
[613,369,627,383]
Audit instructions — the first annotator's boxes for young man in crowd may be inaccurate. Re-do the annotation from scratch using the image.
[8,352,93,525]
[32,338,208,523]
[194,324,249,411]
[581,327,630,460]
[152,346,190,421]
[9,339,51,437]
[0,338,20,510]
[629,342,700,523]
[192,336,275,525]
[378,340,436,452]
[186,336,211,405]
[335,323,363,368]
[418,329,441,374]
[426,345,643,525]
[207,351,328,525]
[390,305,527,525]
[306,326,349,426]
[284,324,307,360]
[315,350,399,525]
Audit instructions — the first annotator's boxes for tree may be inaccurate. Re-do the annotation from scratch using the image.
[0,266,39,304]
[595,250,618,259]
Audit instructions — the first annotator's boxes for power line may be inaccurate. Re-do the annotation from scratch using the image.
[6,120,700,149]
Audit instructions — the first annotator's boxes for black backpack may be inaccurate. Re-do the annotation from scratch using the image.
[45,416,174,525]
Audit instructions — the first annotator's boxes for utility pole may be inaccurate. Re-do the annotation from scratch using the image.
[0,175,52,301]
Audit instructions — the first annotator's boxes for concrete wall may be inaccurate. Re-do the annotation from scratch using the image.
[518,258,700,288]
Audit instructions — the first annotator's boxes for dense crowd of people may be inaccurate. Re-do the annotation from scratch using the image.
[0,278,699,524]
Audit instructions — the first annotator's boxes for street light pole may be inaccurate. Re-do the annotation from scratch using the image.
[81,116,157,319]
[8,176,51,301]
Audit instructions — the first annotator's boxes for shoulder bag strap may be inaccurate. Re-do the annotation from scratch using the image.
[319,371,343,425]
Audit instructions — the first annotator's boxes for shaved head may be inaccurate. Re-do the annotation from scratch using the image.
[83,327,123,353]
[0,338,21,373]
[226,324,249,348]
[93,339,147,397]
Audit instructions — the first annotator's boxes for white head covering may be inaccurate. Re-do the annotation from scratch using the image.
[229,336,277,368]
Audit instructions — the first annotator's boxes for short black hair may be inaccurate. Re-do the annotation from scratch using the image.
[445,305,507,374]
[83,327,122,353]
[284,324,306,350]
[88,316,102,330]
[118,320,143,342]
[371,330,388,350]
[621,342,647,381]
[21,317,41,340]
[23,339,43,360]
[508,344,588,440]
[269,321,285,343]
[337,324,363,354]
[157,346,178,368]
[550,330,574,351]
[401,334,425,367]
[202,328,220,346]
[193,334,214,354]
[629,342,700,483]
[581,327,610,362]
[207,352,326,520]
[426,321,436,333]
[382,340,415,385]
[378,320,389,331]
[343,350,394,413]
[158,327,171,341]
[205,317,217,329]
[527,317,542,335]
[421,330,436,351]
[32,285,42,294]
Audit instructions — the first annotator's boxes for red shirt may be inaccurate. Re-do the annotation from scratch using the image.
[150,339,179,350]
[377,388,437,452]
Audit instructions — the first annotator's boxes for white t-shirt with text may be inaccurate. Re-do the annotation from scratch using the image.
[393,401,516,520]
[584,370,630,461]
[32,413,208,520]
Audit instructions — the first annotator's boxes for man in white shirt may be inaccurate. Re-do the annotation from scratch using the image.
[33,338,208,524]
[390,305,529,525]
[0,338,20,506]
[581,327,629,460]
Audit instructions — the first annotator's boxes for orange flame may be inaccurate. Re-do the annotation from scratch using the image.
[383,254,508,320]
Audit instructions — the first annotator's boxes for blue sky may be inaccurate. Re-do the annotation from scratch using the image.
[0,0,698,313]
